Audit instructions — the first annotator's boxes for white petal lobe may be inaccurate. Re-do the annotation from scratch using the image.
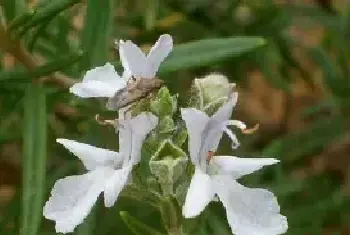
[104,164,132,207]
[210,156,279,179]
[181,108,210,166]
[183,168,215,218]
[214,176,288,235]
[70,63,126,98]
[56,139,120,170]
[118,35,172,79]
[119,40,146,78]
[43,168,114,233]
[129,113,158,164]
[118,113,158,165]
[206,92,238,151]
[145,34,173,78]
[82,63,122,83]
[211,92,238,123]
[70,80,117,98]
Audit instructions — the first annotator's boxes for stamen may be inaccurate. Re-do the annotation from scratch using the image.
[224,120,259,134]
[223,127,240,149]
[224,120,247,130]
[242,123,259,134]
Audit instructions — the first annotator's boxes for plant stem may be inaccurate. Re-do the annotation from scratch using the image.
[168,227,184,235]
[161,183,174,196]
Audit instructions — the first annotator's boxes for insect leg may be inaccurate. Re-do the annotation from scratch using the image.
[95,114,116,126]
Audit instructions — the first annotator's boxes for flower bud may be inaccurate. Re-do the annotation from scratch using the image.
[149,139,188,196]
[190,73,236,115]
[150,87,177,117]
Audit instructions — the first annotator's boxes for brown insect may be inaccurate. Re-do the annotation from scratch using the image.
[106,77,164,111]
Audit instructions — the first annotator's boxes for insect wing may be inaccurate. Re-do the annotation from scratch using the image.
[106,78,164,111]
[106,88,130,111]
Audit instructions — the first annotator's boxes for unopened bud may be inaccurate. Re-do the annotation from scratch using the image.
[190,73,236,115]
[150,87,177,117]
[149,139,188,196]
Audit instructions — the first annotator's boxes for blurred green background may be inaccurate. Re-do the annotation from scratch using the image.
[0,0,350,234]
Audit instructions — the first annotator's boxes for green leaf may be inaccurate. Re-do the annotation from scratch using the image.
[0,50,82,81]
[144,0,158,30]
[206,212,231,235]
[21,83,47,235]
[80,0,113,69]
[158,37,265,74]
[269,177,305,198]
[120,211,166,235]
[120,185,160,208]
[254,42,290,92]
[159,197,182,234]
[21,84,36,235]
[13,0,82,36]
[263,117,344,162]
[29,84,47,235]
[7,10,34,32]
[308,47,350,97]
[2,0,26,21]
[76,206,96,235]
[54,13,71,54]
[150,87,176,117]
[27,20,51,52]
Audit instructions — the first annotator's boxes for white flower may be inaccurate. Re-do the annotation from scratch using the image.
[119,34,173,79]
[70,34,173,98]
[181,94,288,235]
[70,62,128,98]
[43,113,158,233]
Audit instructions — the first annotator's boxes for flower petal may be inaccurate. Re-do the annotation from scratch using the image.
[70,63,126,98]
[118,113,158,165]
[181,108,210,166]
[205,92,238,151]
[70,80,117,98]
[210,156,279,179]
[104,164,132,207]
[222,127,240,149]
[144,34,173,78]
[119,39,147,78]
[57,139,120,170]
[183,168,215,218]
[211,92,238,123]
[43,167,114,233]
[214,176,288,235]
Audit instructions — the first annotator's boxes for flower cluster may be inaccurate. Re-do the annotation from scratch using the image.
[43,35,288,235]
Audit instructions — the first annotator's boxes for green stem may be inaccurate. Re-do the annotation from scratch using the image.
[159,196,183,235]
[160,183,174,196]
[168,227,184,235]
